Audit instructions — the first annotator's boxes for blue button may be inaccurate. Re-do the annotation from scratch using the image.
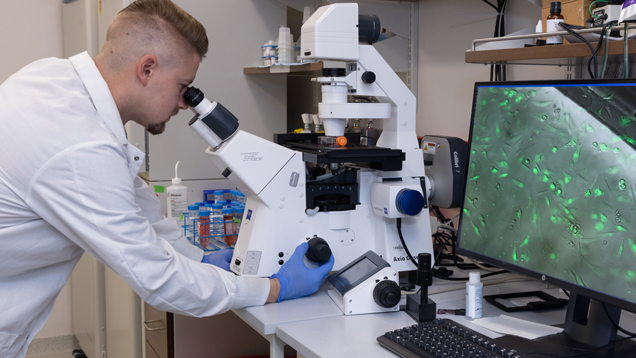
[395,189,424,216]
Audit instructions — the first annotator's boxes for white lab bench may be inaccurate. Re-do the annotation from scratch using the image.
[232,275,575,358]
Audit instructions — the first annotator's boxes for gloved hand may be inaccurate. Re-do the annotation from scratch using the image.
[201,249,233,272]
[270,242,335,302]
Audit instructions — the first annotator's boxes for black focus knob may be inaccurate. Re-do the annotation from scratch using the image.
[373,280,401,308]
[361,71,376,84]
[305,237,331,263]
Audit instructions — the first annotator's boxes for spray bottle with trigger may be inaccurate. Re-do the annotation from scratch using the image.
[167,161,188,225]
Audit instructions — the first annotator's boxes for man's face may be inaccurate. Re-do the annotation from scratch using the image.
[142,52,200,135]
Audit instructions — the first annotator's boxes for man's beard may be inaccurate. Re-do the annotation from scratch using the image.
[147,121,167,135]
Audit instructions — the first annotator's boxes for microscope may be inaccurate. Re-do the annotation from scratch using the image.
[188,3,434,278]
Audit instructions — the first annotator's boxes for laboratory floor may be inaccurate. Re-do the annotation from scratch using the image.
[25,335,80,358]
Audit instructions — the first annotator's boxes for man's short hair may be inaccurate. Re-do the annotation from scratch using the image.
[119,0,208,59]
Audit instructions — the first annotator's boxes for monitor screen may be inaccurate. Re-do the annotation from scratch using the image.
[457,80,636,314]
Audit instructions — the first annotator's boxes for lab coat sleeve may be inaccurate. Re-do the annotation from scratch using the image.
[26,142,270,317]
[132,176,203,262]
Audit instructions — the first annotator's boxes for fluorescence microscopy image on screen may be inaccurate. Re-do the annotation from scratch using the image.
[459,83,636,305]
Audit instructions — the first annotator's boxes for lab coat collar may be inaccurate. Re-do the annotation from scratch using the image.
[69,52,128,146]
[69,52,144,180]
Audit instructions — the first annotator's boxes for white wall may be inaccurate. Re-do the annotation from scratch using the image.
[0,0,72,340]
[416,0,567,141]
[0,0,64,83]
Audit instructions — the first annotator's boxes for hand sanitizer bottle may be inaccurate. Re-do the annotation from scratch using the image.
[167,161,188,225]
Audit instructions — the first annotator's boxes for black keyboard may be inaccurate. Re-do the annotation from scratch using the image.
[377,318,523,358]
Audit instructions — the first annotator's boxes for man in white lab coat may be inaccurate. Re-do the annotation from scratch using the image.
[0,0,333,357]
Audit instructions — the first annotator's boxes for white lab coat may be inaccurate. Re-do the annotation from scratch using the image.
[0,52,270,358]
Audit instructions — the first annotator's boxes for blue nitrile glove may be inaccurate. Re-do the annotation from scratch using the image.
[202,249,233,272]
[270,242,335,302]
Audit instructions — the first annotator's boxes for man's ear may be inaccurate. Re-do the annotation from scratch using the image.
[137,55,158,86]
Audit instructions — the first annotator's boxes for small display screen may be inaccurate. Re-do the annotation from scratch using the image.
[337,257,377,288]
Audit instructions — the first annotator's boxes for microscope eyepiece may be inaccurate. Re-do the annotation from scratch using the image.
[183,86,205,107]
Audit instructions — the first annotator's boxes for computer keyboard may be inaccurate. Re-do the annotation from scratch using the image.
[377,318,523,358]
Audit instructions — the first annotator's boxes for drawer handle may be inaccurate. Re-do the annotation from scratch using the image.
[143,319,167,331]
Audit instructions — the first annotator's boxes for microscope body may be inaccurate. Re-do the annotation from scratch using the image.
[194,3,433,277]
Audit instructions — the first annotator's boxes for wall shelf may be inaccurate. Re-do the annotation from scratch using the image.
[465,39,636,66]
[244,62,323,75]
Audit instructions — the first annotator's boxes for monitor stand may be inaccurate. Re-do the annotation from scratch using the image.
[495,293,636,357]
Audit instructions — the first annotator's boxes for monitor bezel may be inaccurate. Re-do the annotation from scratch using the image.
[456,78,636,315]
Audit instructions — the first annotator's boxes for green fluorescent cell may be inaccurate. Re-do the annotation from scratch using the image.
[594,188,603,197]
[551,215,558,223]
[550,253,556,259]
[533,168,539,175]
[564,173,572,183]
[470,175,480,181]
[617,225,626,232]
[596,222,604,231]
[556,188,562,196]
[515,95,523,103]
[512,247,518,262]
[552,146,558,152]
[631,241,636,255]
[491,167,498,173]
[601,214,607,222]
[592,213,598,219]
[585,189,591,197]
[498,161,510,169]
[614,147,620,153]
[543,175,549,183]
[520,234,530,247]
[500,173,509,178]
[573,147,580,162]
[496,125,501,136]
[512,179,524,188]
[620,116,633,126]
[567,198,575,205]
[472,222,481,236]
[550,183,556,190]
[600,143,609,151]
[463,208,471,216]
[500,99,509,106]
[482,100,487,106]
[546,197,551,207]
[587,125,594,132]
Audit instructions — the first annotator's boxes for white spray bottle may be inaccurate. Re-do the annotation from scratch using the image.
[166,161,188,224]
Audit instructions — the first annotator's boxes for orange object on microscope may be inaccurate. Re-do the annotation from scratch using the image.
[336,136,347,147]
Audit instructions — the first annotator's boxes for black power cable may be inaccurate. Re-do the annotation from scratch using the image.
[396,218,418,269]
[482,0,509,81]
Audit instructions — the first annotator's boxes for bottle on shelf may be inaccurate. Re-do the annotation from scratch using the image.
[546,2,564,45]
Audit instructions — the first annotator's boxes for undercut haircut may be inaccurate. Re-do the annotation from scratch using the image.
[118,0,208,59]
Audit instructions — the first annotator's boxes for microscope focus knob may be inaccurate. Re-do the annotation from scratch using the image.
[373,280,401,308]
[396,189,425,216]
[361,71,376,84]
[305,237,332,263]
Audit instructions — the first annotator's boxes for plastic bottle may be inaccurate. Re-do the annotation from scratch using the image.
[466,272,483,319]
[198,210,210,250]
[233,206,245,240]
[186,205,199,243]
[167,161,188,224]
[546,2,564,45]
[236,191,246,204]
[223,208,237,247]
[214,190,224,203]
[211,204,224,243]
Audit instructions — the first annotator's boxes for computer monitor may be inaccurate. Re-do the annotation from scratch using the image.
[457,79,636,355]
